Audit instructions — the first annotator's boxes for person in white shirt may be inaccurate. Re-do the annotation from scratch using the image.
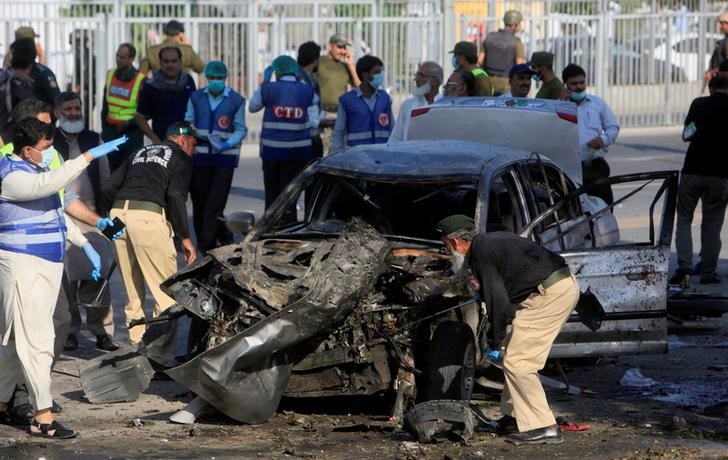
[561,63,620,205]
[498,64,535,98]
[388,61,443,143]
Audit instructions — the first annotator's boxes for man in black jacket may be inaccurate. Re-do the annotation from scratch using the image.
[102,121,198,345]
[670,76,728,285]
[441,225,580,445]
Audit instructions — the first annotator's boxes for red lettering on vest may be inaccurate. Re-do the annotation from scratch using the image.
[273,106,304,119]
[378,113,390,127]
[217,115,231,129]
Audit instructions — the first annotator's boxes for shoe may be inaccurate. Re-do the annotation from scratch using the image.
[700,273,722,284]
[668,269,690,285]
[506,424,563,445]
[29,419,78,439]
[51,400,63,414]
[64,333,78,351]
[495,414,518,435]
[692,261,702,275]
[96,334,120,352]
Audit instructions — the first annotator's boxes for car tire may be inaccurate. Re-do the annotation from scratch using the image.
[423,321,476,401]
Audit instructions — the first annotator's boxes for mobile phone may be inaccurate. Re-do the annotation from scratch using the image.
[101,217,126,240]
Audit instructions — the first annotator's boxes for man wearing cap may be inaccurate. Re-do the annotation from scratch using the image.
[140,20,205,75]
[249,55,314,215]
[441,224,579,446]
[317,34,361,153]
[451,41,493,97]
[500,64,534,98]
[135,47,196,144]
[3,26,46,68]
[389,61,443,142]
[101,121,199,344]
[482,10,526,95]
[101,43,145,171]
[704,12,728,89]
[530,52,563,100]
[333,55,393,151]
[0,39,37,139]
[185,60,247,253]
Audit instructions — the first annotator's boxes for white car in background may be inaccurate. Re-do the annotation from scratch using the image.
[648,33,723,82]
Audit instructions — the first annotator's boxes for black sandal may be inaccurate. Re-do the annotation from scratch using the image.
[29,419,78,439]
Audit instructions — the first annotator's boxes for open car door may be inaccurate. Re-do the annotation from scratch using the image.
[519,171,679,358]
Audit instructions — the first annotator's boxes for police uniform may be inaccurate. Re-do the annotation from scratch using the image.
[101,134,194,344]
[0,155,88,413]
[249,75,314,210]
[186,84,246,252]
[483,29,525,95]
[101,67,145,170]
[334,88,393,149]
[29,63,60,106]
[140,39,205,75]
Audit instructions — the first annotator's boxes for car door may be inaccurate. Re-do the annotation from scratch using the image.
[515,167,679,358]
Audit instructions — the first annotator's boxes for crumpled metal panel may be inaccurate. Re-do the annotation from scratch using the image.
[165,220,390,423]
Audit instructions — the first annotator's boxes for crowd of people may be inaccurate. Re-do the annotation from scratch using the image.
[0,8,725,443]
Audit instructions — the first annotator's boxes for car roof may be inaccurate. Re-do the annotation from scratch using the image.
[429,97,571,113]
[316,139,543,178]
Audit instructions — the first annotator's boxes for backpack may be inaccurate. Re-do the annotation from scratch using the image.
[0,69,36,136]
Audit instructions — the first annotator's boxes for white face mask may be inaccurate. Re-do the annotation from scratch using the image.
[411,80,432,97]
[59,116,84,134]
[450,251,467,275]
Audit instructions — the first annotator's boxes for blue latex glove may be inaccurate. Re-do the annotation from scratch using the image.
[218,140,231,151]
[82,243,102,281]
[486,346,502,364]
[263,65,274,82]
[88,135,128,160]
[95,217,114,231]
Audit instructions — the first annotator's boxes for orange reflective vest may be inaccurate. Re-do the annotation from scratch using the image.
[105,69,144,125]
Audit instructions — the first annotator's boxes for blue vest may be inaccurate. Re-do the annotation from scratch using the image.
[260,80,314,161]
[339,89,393,147]
[190,88,245,168]
[0,158,67,262]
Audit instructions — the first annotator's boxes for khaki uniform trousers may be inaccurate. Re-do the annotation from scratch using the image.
[0,250,63,411]
[110,204,177,344]
[500,274,579,432]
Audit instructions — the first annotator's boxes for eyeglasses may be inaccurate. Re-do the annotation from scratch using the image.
[444,82,464,88]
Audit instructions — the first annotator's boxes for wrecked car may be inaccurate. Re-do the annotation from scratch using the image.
[142,139,676,422]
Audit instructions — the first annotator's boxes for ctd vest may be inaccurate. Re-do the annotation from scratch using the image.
[189,88,245,168]
[259,80,314,161]
[0,158,67,262]
[483,29,519,77]
[105,68,145,125]
[339,89,393,147]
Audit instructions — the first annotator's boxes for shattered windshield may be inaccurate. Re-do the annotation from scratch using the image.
[264,172,480,241]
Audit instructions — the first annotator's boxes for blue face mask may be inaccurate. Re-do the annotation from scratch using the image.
[370,72,384,89]
[569,90,587,102]
[531,73,542,82]
[30,147,57,169]
[451,56,460,70]
[208,79,225,94]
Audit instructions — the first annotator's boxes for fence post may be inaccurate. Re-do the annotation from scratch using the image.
[663,17,672,125]
[594,0,608,98]
[248,1,258,100]
[442,0,456,68]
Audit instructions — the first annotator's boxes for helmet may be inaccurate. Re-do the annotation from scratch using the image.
[504,10,523,26]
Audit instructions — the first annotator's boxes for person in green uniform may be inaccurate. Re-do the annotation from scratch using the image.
[530,52,563,100]
[450,41,493,97]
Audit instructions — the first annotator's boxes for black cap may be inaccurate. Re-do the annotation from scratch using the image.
[164,20,185,36]
[166,121,201,138]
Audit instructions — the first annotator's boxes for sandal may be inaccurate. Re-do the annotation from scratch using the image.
[29,419,78,439]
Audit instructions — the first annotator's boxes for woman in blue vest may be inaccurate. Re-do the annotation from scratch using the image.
[332,55,394,151]
[185,60,247,253]
[0,118,123,439]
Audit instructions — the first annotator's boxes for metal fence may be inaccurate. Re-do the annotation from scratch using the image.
[0,0,726,137]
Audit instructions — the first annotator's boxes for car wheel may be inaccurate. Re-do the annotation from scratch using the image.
[423,321,476,401]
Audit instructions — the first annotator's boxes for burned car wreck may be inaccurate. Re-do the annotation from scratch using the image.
[80,140,678,425]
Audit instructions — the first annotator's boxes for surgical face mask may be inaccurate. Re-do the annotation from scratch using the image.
[370,72,384,89]
[531,72,542,82]
[207,79,225,94]
[29,146,57,169]
[59,116,84,134]
[569,90,587,102]
[450,251,467,276]
[451,56,460,70]
[411,80,431,96]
